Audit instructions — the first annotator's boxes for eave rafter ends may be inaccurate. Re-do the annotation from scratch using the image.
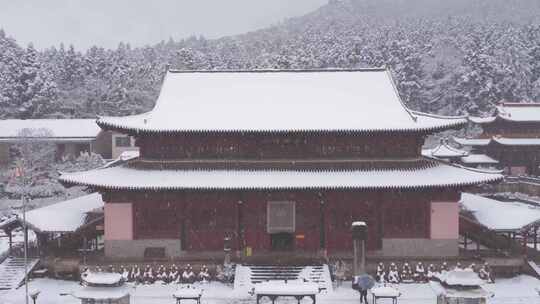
[58,161,503,192]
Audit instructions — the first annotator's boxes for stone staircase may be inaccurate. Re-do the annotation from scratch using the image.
[234,264,332,292]
[0,257,39,290]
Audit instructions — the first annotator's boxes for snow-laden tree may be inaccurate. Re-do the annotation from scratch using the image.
[58,151,106,172]
[0,29,24,118]
[2,0,540,118]
[10,44,60,119]
[4,128,62,199]
[5,128,106,199]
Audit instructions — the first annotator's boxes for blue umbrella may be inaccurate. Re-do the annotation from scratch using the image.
[355,274,376,290]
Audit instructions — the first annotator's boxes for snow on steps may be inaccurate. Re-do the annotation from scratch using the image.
[0,257,39,290]
[234,264,332,292]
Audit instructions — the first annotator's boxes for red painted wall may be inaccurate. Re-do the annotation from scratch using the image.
[116,189,458,253]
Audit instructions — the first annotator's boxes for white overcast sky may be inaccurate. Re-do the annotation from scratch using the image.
[0,0,327,50]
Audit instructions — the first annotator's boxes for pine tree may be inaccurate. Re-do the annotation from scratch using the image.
[9,44,59,118]
[0,29,24,118]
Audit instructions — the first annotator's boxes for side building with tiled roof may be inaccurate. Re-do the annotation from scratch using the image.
[454,103,540,176]
[60,69,502,260]
[0,119,139,166]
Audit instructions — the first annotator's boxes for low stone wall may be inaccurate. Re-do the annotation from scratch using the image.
[105,238,459,261]
[380,238,459,257]
[105,239,183,259]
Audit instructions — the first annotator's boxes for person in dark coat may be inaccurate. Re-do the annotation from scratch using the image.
[359,288,368,303]
[352,276,369,304]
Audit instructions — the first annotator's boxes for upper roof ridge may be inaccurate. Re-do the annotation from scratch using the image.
[166,67,389,74]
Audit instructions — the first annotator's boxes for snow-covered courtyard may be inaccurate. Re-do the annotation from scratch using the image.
[1,275,540,304]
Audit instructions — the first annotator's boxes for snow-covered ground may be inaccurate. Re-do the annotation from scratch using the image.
[1,275,540,304]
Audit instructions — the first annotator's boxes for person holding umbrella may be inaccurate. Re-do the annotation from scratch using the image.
[353,274,375,303]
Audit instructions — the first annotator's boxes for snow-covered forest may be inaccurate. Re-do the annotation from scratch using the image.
[1,0,540,119]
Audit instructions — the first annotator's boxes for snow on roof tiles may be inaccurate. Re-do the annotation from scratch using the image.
[492,137,540,146]
[59,163,502,191]
[0,119,101,140]
[454,136,540,147]
[460,193,540,232]
[98,69,467,134]
[452,137,492,146]
[496,103,540,122]
[24,193,104,233]
[460,154,499,164]
[468,103,540,124]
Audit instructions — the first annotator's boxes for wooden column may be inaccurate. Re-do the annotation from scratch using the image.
[319,199,326,250]
[236,200,244,252]
[523,232,528,254]
[24,226,28,257]
[8,229,13,254]
[534,227,538,251]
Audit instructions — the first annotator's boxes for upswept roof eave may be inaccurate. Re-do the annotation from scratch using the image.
[426,140,469,158]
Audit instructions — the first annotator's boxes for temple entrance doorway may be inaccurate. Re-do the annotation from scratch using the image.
[270,233,294,251]
[267,201,295,251]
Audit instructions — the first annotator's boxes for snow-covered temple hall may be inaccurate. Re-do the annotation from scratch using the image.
[454,103,540,176]
[60,69,503,260]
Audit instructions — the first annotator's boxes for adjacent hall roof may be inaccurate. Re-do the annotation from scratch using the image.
[460,154,499,165]
[491,137,540,146]
[452,137,491,147]
[453,136,540,147]
[460,193,540,232]
[18,193,103,233]
[0,119,101,142]
[469,103,540,124]
[59,162,502,191]
[97,69,467,134]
